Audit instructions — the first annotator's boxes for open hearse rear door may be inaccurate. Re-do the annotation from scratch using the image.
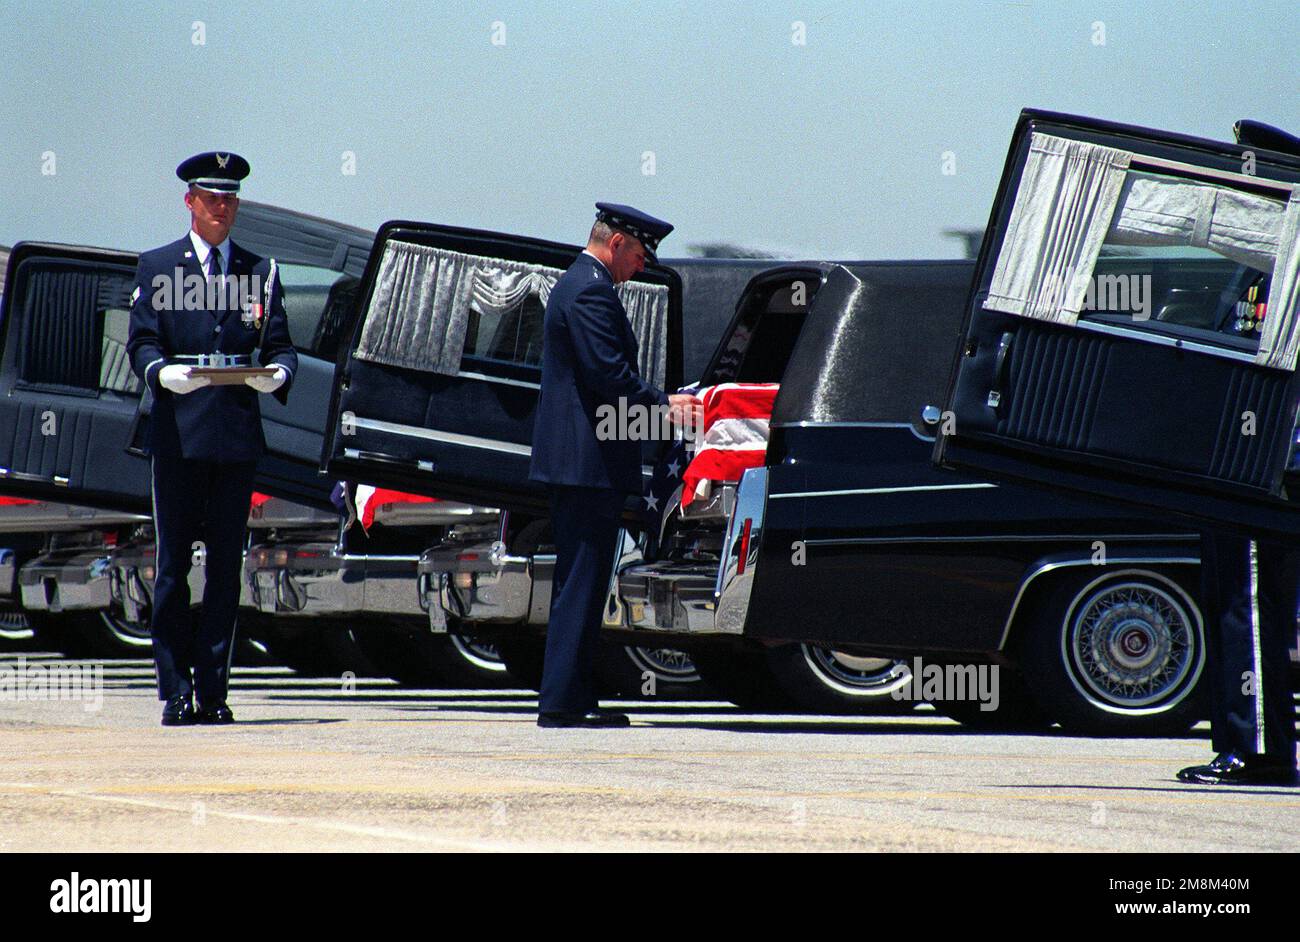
[0,243,148,510]
[935,109,1300,538]
[323,221,683,514]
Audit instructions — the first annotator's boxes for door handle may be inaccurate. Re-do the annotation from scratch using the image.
[987,331,1015,410]
[341,449,435,473]
[0,468,69,486]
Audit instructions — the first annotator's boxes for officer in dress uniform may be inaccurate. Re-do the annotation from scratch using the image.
[127,152,297,726]
[1178,534,1299,785]
[528,204,701,727]
[1177,119,1300,786]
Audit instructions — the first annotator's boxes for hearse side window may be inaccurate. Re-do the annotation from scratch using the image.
[985,131,1299,368]
[276,262,360,361]
[462,293,545,369]
[16,259,140,395]
[1079,167,1287,351]
[710,280,814,384]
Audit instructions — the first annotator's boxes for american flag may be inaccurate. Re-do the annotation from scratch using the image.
[639,383,779,543]
[354,484,438,531]
[680,383,779,507]
[330,482,439,532]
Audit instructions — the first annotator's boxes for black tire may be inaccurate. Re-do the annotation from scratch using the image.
[495,635,547,691]
[1021,567,1207,736]
[251,618,373,678]
[594,642,703,698]
[763,644,916,714]
[34,609,153,659]
[0,606,39,649]
[351,621,513,688]
[929,668,1052,731]
[689,645,794,710]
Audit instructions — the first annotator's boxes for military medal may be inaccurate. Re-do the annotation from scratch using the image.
[241,295,263,329]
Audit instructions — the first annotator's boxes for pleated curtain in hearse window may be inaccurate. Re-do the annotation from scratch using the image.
[985,132,1300,370]
[353,239,669,386]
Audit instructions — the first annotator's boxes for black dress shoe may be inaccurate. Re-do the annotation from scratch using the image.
[195,701,235,725]
[161,696,195,727]
[537,710,631,728]
[1177,751,1298,786]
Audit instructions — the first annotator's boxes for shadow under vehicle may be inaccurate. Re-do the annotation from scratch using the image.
[935,110,1300,706]
[0,203,369,654]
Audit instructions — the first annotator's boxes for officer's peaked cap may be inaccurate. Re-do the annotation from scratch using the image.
[177,151,250,194]
[595,202,673,260]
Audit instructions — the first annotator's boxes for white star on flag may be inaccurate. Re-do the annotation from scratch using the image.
[667,459,681,477]
[644,494,659,511]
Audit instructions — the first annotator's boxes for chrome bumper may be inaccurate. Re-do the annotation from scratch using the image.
[18,550,113,612]
[417,542,554,632]
[614,466,768,636]
[107,543,251,625]
[246,544,422,616]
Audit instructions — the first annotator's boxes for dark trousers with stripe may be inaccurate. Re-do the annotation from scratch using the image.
[150,455,257,705]
[1200,533,1298,766]
[540,485,624,714]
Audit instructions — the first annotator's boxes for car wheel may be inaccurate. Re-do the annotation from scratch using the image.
[689,645,794,710]
[929,668,1052,731]
[594,642,703,698]
[754,647,915,712]
[1023,568,1206,736]
[250,618,367,678]
[761,644,915,714]
[0,606,38,647]
[36,609,153,659]
[352,621,513,688]
[495,636,547,692]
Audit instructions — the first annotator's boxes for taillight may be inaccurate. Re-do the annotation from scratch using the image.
[736,518,753,574]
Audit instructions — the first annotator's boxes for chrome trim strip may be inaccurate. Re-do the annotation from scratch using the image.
[1130,154,1294,193]
[773,421,915,429]
[997,555,1199,650]
[454,370,541,390]
[804,533,1196,547]
[772,420,938,443]
[1248,540,1266,754]
[713,465,768,635]
[771,482,996,500]
[352,417,532,456]
[1071,318,1257,364]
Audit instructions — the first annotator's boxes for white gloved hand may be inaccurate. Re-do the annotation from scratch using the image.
[245,366,287,394]
[157,364,211,395]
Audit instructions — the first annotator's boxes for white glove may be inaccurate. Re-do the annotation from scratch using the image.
[158,364,211,395]
[245,366,287,394]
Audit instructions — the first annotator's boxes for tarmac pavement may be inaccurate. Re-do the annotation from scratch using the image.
[1,652,1297,852]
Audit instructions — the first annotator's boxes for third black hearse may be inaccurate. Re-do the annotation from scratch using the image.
[323,219,1224,734]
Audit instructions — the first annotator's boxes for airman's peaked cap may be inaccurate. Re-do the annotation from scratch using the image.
[176,151,250,193]
[595,202,673,260]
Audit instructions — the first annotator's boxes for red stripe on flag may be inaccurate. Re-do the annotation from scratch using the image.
[360,488,439,530]
[680,383,778,506]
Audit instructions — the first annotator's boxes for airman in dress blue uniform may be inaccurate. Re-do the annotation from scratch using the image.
[1178,120,1300,786]
[528,204,700,727]
[1179,534,1299,784]
[127,152,297,726]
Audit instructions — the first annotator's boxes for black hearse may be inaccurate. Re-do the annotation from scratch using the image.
[324,223,1212,733]
[935,111,1300,696]
[0,203,370,653]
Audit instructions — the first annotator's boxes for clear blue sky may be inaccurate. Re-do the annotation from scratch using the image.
[2,0,1297,259]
